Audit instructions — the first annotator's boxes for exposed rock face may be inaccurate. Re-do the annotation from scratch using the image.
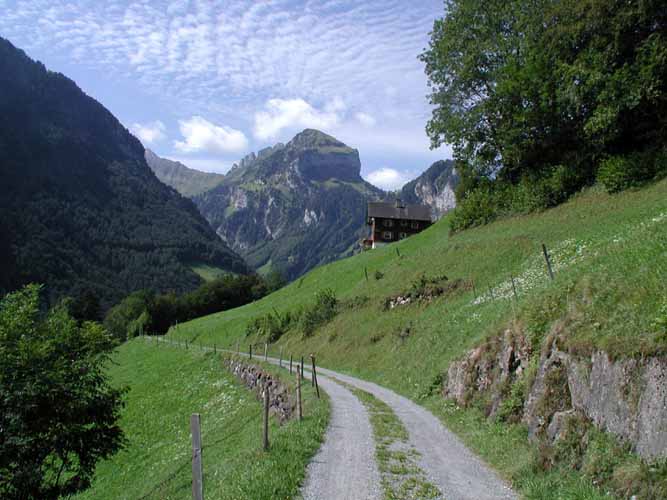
[224,358,295,423]
[401,160,459,220]
[144,149,224,198]
[445,331,667,460]
[195,129,386,280]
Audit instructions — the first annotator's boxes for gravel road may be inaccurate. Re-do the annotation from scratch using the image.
[299,373,381,500]
[157,339,517,499]
[312,367,518,500]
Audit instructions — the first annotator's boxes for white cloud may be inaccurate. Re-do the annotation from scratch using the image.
[174,116,248,154]
[355,112,376,128]
[131,120,166,144]
[253,98,344,140]
[365,167,413,191]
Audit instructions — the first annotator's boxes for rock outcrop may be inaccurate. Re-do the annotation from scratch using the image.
[444,331,667,460]
[401,160,459,220]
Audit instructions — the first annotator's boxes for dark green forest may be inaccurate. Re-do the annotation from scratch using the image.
[422,0,667,230]
[0,37,247,309]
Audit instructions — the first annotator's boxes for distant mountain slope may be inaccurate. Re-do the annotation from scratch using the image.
[0,37,247,308]
[194,129,386,280]
[145,149,224,197]
[400,160,458,219]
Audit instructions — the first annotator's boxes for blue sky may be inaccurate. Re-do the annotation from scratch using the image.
[1,0,451,190]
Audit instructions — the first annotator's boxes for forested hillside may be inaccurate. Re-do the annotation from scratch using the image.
[0,37,247,309]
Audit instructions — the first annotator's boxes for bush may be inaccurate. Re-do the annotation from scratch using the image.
[597,151,667,193]
[245,309,298,343]
[300,288,338,337]
[450,186,501,232]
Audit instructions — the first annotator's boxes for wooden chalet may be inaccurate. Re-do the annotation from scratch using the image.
[362,200,432,249]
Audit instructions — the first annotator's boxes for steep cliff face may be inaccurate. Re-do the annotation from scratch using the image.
[144,149,224,197]
[194,129,385,279]
[401,160,458,219]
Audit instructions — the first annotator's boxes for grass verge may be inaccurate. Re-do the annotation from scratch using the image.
[76,338,328,500]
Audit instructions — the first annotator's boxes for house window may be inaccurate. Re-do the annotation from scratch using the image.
[399,232,408,239]
[410,221,419,229]
[400,220,408,227]
[384,219,394,227]
[383,231,393,240]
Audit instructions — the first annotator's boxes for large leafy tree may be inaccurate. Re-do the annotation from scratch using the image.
[0,285,125,499]
[422,0,667,194]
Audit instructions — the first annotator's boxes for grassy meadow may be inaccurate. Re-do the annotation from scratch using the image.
[78,339,328,500]
[168,179,667,498]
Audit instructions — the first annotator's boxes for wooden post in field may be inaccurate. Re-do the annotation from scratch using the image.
[472,279,477,300]
[488,285,494,300]
[310,354,320,399]
[263,385,270,451]
[190,414,203,500]
[213,343,217,355]
[296,370,303,421]
[300,356,304,379]
[264,343,268,362]
[511,276,519,302]
[279,347,283,368]
[542,243,555,280]
[364,267,368,281]
[249,344,252,360]
[289,354,293,374]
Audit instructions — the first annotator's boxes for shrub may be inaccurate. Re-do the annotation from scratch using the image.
[597,151,666,193]
[245,309,297,343]
[300,288,338,337]
[450,186,501,232]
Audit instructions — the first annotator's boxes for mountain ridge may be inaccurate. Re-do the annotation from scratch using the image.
[0,36,247,308]
[145,149,225,197]
[194,129,386,279]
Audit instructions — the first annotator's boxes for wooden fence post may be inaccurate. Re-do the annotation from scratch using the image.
[279,347,283,368]
[249,344,252,360]
[263,385,270,451]
[289,354,293,374]
[488,285,494,300]
[300,356,304,379]
[511,276,519,302]
[191,414,203,500]
[264,343,268,362]
[310,354,320,399]
[364,267,368,281]
[296,370,303,421]
[542,243,555,280]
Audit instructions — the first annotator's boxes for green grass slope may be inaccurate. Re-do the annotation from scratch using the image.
[78,339,327,500]
[169,179,667,497]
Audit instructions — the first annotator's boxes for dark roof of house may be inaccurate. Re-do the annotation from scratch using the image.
[367,201,432,222]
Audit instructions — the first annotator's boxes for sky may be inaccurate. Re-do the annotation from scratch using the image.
[0,0,451,190]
